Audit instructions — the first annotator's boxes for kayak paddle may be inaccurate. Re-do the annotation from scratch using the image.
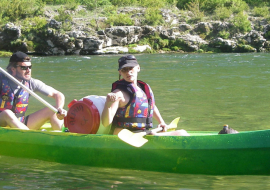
[118,117,180,147]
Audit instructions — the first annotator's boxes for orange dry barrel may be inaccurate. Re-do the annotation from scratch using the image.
[64,95,111,134]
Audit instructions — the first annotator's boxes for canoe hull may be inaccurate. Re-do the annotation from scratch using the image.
[1,128,270,175]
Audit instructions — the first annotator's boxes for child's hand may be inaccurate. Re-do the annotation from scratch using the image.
[107,93,118,102]
[157,123,168,132]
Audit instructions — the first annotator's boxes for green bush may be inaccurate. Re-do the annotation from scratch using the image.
[230,0,249,14]
[138,37,151,46]
[237,38,248,45]
[197,49,204,53]
[234,44,256,52]
[176,0,191,9]
[111,0,137,6]
[44,0,75,4]
[165,0,178,8]
[106,13,134,26]
[161,48,170,51]
[34,42,49,52]
[264,31,270,39]
[214,6,232,21]
[242,0,269,7]
[128,48,139,54]
[200,43,221,53]
[55,6,73,22]
[0,15,9,26]
[139,0,165,8]
[0,0,45,21]
[44,0,61,4]
[26,41,35,51]
[101,5,118,17]
[64,1,79,11]
[218,30,230,39]
[189,0,249,13]
[0,51,12,57]
[170,38,192,52]
[22,17,47,33]
[171,46,180,51]
[159,39,170,49]
[231,12,251,33]
[186,0,205,23]
[142,47,155,53]
[62,21,72,31]
[80,0,112,10]
[143,8,164,26]
[42,0,54,4]
[18,16,48,49]
[201,0,223,12]
[153,43,160,50]
[128,44,137,47]
[137,33,166,50]
[253,6,269,17]
[190,0,229,12]
[10,38,25,50]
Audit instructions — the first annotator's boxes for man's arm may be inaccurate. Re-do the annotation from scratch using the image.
[30,78,66,119]
[47,89,66,120]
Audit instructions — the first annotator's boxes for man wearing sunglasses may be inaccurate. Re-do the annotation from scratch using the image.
[0,51,66,130]
[102,54,189,136]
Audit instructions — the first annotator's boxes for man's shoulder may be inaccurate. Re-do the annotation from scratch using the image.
[29,78,44,84]
[29,78,46,89]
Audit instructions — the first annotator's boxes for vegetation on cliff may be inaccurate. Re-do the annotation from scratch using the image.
[1,0,270,54]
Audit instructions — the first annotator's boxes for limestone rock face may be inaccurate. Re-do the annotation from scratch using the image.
[1,7,270,55]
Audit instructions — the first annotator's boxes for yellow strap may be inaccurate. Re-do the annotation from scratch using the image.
[0,101,5,108]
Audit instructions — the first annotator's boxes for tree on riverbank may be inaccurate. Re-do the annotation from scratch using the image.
[1,0,270,54]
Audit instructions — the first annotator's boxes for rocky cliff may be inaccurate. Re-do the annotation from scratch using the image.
[0,6,269,55]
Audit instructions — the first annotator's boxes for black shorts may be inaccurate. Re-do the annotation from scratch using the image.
[23,115,29,126]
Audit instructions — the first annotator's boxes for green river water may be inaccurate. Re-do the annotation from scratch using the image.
[0,53,270,189]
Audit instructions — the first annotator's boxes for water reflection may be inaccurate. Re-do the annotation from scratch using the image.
[1,156,270,190]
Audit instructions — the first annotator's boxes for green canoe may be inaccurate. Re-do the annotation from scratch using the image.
[1,125,270,175]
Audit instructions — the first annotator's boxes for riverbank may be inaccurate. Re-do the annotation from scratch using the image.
[0,51,12,57]
[1,1,270,55]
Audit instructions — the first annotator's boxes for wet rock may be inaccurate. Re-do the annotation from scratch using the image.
[209,37,237,52]
[4,23,21,39]
[48,19,62,29]
[178,34,208,51]
[244,30,266,51]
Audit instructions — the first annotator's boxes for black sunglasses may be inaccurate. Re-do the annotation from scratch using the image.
[16,65,32,70]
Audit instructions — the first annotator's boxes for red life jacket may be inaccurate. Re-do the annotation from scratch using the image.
[0,73,30,122]
[111,79,155,130]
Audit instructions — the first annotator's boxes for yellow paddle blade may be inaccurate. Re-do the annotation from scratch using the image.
[118,117,180,147]
[118,129,148,147]
[168,117,180,129]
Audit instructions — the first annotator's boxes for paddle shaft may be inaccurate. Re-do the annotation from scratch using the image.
[0,67,58,113]
[145,127,163,135]
[134,127,162,136]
